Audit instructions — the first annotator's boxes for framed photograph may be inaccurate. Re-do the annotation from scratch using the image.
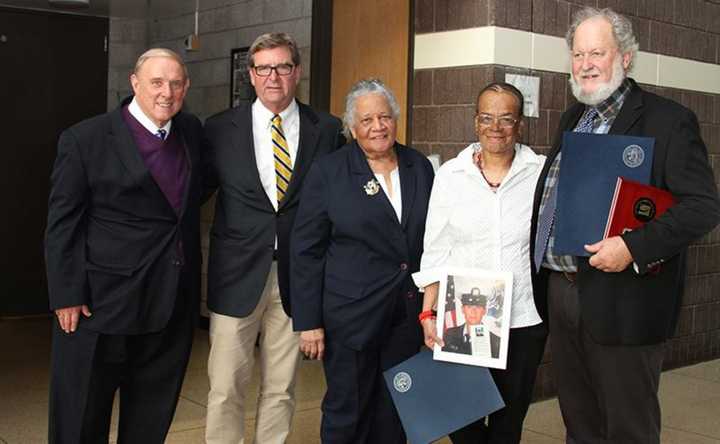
[434,267,513,369]
[230,46,255,107]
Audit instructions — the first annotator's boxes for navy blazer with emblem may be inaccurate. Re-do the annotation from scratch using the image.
[291,141,434,350]
[204,101,344,318]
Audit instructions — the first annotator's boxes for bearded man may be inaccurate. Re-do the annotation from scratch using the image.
[530,7,720,443]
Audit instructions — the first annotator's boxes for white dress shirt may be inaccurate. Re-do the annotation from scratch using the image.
[413,143,546,328]
[374,167,402,222]
[128,97,172,137]
[252,99,300,210]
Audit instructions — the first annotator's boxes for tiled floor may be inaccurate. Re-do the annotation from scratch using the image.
[2,317,719,443]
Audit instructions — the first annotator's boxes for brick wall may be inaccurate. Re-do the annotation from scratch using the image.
[416,0,720,66]
[107,0,313,128]
[107,17,148,110]
[412,0,720,399]
[147,0,313,122]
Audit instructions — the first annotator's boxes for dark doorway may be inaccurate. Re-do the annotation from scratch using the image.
[0,7,108,316]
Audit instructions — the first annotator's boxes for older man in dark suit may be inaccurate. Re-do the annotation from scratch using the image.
[530,7,720,443]
[203,32,345,443]
[45,48,203,443]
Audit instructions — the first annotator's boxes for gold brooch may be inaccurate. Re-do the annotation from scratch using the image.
[363,178,380,196]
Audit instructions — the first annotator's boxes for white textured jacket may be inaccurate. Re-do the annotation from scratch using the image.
[413,143,546,328]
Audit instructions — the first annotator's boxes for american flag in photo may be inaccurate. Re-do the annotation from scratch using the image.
[444,275,457,331]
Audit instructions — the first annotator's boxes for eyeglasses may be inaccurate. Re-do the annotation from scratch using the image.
[252,63,295,77]
[476,114,518,128]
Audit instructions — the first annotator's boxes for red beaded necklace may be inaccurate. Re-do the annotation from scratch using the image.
[480,169,501,189]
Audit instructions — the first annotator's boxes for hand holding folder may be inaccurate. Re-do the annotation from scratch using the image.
[584,178,674,273]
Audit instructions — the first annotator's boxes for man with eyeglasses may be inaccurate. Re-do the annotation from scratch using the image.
[203,32,345,443]
[531,7,720,442]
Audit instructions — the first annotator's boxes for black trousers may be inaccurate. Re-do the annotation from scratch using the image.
[448,321,548,444]
[48,291,196,444]
[547,271,665,444]
[320,321,421,444]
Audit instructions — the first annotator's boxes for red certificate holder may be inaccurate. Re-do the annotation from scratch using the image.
[604,177,676,238]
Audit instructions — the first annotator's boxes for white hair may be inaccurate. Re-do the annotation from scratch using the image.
[342,79,401,139]
[134,48,188,79]
[566,7,639,72]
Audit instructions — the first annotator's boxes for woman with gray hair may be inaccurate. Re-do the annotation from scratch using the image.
[290,78,434,443]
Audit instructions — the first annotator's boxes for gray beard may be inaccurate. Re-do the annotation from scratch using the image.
[569,58,626,105]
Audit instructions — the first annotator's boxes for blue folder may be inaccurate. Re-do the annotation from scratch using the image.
[383,350,504,444]
[554,132,654,256]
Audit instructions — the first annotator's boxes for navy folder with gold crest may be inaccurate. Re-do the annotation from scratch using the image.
[383,350,504,444]
[554,132,655,256]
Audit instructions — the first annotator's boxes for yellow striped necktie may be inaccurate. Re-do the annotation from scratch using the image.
[271,114,292,202]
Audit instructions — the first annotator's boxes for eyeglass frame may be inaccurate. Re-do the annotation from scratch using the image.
[251,63,296,77]
[475,113,520,129]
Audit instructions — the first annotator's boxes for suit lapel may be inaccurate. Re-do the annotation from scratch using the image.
[109,107,174,214]
[173,118,193,218]
[280,103,319,210]
[397,145,416,230]
[231,104,274,211]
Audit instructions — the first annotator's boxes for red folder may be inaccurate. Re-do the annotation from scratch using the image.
[604,177,675,238]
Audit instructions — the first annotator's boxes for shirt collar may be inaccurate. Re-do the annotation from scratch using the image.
[252,98,298,127]
[456,142,542,172]
[128,97,172,136]
[591,77,632,121]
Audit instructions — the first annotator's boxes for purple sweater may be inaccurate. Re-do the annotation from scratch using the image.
[122,106,188,214]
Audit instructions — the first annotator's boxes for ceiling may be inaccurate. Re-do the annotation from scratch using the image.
[0,0,197,18]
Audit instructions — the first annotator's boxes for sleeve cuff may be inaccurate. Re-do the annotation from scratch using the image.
[412,268,443,290]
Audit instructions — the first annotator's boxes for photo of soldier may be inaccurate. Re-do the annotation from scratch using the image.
[441,279,503,359]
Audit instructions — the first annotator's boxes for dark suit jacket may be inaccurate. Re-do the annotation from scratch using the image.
[45,97,204,335]
[530,79,720,345]
[291,141,435,350]
[442,323,500,359]
[204,101,344,318]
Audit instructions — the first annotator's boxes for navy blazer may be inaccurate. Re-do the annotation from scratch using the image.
[204,101,344,318]
[530,80,720,345]
[291,141,434,350]
[45,97,204,334]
